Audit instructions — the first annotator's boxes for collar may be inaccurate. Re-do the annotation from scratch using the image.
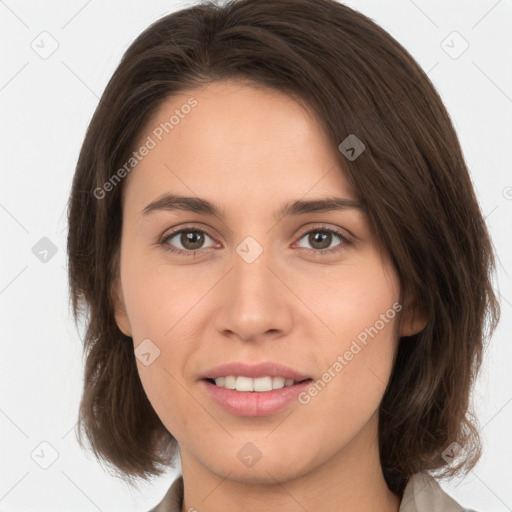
[399,472,474,511]
[150,471,473,512]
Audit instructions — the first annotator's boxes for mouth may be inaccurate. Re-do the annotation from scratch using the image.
[200,361,314,416]
[201,376,314,417]
[203,376,313,392]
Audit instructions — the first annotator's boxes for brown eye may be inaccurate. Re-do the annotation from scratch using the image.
[162,228,215,253]
[297,227,349,254]
[306,231,334,250]
[180,230,205,250]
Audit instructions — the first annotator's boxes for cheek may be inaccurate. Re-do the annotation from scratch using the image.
[136,359,198,445]
[306,260,400,419]
[300,312,398,460]
[120,249,209,341]
[119,252,204,433]
[312,256,400,342]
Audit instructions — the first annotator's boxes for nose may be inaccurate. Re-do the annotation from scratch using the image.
[213,242,294,344]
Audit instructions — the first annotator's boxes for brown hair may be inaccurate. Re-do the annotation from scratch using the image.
[67,0,500,495]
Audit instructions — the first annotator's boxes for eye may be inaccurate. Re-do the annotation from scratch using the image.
[160,224,352,256]
[295,226,351,255]
[161,227,217,255]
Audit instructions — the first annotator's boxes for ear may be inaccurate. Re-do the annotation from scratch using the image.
[111,277,132,337]
[399,288,428,337]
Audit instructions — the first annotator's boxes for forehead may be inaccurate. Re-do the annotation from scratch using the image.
[123,80,355,212]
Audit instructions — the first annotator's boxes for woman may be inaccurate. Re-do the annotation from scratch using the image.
[66,0,500,510]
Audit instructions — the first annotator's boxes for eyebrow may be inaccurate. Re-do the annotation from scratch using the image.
[142,193,363,221]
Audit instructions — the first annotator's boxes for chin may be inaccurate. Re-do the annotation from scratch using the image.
[204,451,315,485]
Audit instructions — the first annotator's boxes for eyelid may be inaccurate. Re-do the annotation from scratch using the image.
[159,223,219,249]
[160,222,353,255]
[292,223,352,254]
[294,223,351,241]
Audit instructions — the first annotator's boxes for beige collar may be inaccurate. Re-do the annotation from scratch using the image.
[150,471,475,512]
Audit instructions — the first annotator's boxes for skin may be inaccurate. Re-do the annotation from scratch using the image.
[113,80,426,512]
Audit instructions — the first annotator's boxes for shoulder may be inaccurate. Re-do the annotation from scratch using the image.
[148,472,479,512]
[399,472,479,512]
[147,475,184,512]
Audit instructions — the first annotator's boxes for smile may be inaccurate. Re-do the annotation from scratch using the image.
[210,375,309,392]
[201,378,313,417]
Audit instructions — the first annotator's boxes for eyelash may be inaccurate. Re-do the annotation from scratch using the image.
[160,224,352,257]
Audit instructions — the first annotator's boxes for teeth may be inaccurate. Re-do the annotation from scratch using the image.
[224,376,236,389]
[213,375,299,391]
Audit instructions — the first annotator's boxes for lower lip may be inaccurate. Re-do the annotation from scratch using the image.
[201,379,313,417]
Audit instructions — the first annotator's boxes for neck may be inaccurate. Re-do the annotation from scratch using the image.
[179,416,401,512]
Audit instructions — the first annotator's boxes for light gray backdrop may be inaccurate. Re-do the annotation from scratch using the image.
[1,0,511,510]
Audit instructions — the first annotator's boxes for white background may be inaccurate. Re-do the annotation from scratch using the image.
[1,0,511,510]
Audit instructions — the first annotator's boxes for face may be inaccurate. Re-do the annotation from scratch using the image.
[113,80,424,485]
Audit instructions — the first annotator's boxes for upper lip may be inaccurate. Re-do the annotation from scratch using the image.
[201,361,312,381]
